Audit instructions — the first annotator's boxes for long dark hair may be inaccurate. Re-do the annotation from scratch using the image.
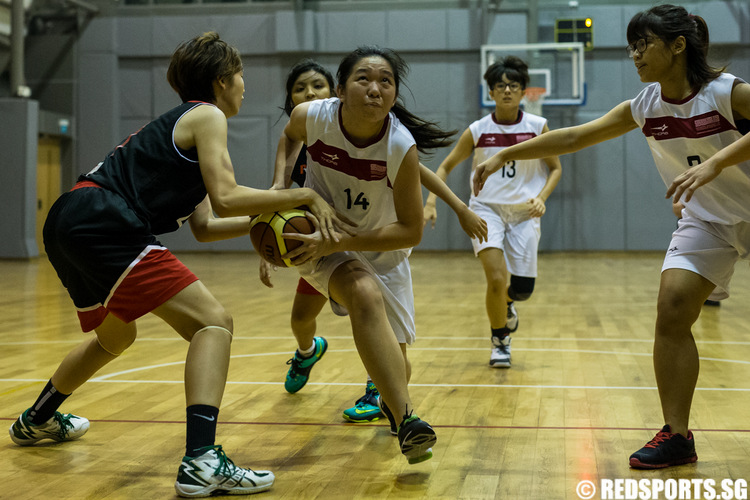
[336,45,456,154]
[627,4,722,89]
[283,59,335,117]
[167,32,243,103]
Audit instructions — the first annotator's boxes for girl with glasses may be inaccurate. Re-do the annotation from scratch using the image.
[424,55,562,369]
[473,4,750,469]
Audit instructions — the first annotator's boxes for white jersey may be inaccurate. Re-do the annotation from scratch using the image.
[304,97,416,257]
[468,111,549,205]
[630,73,750,224]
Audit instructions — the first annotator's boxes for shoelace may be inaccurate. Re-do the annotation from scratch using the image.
[355,387,379,406]
[285,356,302,376]
[211,446,238,478]
[644,431,673,449]
[52,412,74,439]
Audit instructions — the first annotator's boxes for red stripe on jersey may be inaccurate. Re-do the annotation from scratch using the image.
[71,180,102,191]
[76,248,198,331]
[642,111,736,140]
[307,140,389,182]
[476,132,537,148]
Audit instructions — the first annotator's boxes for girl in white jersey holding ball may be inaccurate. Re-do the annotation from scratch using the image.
[424,56,561,369]
[473,4,750,470]
[277,45,459,464]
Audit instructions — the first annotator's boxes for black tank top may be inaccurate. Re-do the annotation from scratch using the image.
[81,101,209,235]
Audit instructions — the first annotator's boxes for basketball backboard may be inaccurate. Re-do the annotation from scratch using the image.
[480,42,586,109]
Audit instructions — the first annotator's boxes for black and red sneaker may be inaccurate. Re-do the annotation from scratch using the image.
[629,425,698,469]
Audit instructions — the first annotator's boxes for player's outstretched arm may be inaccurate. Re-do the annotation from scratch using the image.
[527,123,563,218]
[188,196,252,242]
[419,164,487,242]
[424,128,474,227]
[473,101,638,195]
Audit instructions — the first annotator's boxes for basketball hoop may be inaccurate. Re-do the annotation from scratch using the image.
[522,87,547,116]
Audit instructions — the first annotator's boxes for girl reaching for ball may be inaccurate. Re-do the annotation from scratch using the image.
[262,58,486,430]
[274,45,462,464]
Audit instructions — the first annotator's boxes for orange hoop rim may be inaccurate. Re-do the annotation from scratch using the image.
[523,87,547,102]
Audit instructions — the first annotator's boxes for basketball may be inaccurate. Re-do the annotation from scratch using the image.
[249,208,315,267]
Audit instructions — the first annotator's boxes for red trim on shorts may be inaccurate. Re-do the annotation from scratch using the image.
[71,180,102,191]
[76,247,198,332]
[296,277,322,296]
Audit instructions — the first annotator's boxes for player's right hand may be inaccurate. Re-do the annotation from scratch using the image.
[307,193,357,242]
[473,155,505,195]
[423,203,437,228]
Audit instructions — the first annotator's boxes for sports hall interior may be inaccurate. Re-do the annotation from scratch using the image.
[1,1,748,499]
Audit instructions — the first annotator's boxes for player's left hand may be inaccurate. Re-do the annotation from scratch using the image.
[666,161,721,203]
[258,259,276,288]
[527,197,546,218]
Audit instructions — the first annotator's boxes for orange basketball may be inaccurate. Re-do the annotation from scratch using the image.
[249,209,315,267]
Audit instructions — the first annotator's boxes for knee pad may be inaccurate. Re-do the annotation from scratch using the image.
[508,276,535,301]
[96,335,131,356]
[194,325,233,339]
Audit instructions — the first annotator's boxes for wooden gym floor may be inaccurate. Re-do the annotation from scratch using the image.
[1,251,748,499]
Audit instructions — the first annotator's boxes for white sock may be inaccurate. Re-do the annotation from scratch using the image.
[298,342,316,358]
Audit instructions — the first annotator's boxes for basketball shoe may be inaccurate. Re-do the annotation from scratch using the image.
[629,425,697,469]
[397,412,437,464]
[10,409,89,445]
[506,302,519,332]
[376,395,398,436]
[175,445,274,497]
[284,336,328,394]
[489,335,511,368]
[342,382,383,423]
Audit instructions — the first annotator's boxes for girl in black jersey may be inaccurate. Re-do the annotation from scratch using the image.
[9,32,352,498]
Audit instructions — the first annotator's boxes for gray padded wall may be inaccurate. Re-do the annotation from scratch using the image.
[0,99,39,258]
[70,1,749,253]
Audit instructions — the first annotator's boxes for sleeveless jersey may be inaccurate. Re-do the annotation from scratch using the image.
[80,101,209,234]
[304,97,416,238]
[290,145,308,187]
[468,111,549,204]
[630,73,750,224]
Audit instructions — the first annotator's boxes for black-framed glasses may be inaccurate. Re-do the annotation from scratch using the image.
[495,82,523,92]
[626,37,653,58]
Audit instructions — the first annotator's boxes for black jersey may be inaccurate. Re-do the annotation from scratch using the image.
[80,101,210,235]
[290,145,308,187]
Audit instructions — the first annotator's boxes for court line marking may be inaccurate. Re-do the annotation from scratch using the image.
[2,378,749,392]
[0,415,747,434]
[3,336,750,346]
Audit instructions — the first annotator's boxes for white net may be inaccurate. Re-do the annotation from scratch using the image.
[521,87,546,116]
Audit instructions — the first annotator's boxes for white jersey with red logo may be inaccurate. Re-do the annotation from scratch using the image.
[630,73,750,224]
[304,98,416,236]
[468,111,549,205]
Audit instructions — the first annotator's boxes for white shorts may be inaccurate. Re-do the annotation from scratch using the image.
[297,249,416,344]
[662,211,750,300]
[469,199,541,277]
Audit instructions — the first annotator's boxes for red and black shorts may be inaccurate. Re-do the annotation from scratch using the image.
[44,182,198,332]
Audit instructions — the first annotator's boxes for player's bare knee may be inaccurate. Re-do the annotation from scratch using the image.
[348,278,383,316]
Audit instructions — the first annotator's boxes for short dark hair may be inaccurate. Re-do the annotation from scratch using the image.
[484,56,530,90]
[283,59,335,117]
[627,4,722,88]
[167,32,243,103]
